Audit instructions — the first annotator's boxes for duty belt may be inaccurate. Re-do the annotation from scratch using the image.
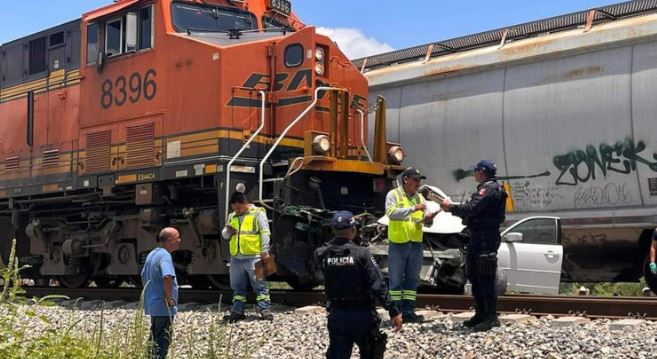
[328,297,371,309]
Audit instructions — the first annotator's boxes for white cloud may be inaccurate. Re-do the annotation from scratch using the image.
[316,27,394,59]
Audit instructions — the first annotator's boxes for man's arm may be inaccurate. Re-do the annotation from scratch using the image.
[361,250,400,317]
[447,185,498,219]
[163,275,175,307]
[256,208,271,254]
[360,250,402,331]
[420,193,436,226]
[160,256,177,307]
[221,213,236,240]
[385,190,421,220]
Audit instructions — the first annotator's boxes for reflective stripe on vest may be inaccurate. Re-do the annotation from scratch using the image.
[388,187,424,244]
[229,207,263,256]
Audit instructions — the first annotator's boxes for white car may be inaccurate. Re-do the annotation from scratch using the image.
[376,185,564,295]
[498,216,563,295]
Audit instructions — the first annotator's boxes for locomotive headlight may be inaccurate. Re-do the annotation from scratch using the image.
[315,62,325,76]
[315,47,325,62]
[388,145,405,164]
[312,134,331,155]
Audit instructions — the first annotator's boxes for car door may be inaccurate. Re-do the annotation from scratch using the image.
[497,216,563,294]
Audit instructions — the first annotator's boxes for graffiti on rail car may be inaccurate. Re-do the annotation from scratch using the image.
[552,138,657,186]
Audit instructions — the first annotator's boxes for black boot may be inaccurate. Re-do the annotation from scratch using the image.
[462,312,485,328]
[472,314,500,332]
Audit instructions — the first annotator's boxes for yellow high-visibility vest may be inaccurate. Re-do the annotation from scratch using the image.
[388,187,424,244]
[228,207,264,256]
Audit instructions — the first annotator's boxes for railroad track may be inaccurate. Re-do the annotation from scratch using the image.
[21,287,657,320]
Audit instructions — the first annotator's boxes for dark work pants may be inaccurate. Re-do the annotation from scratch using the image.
[327,308,380,359]
[150,315,173,359]
[467,231,499,317]
[467,252,497,318]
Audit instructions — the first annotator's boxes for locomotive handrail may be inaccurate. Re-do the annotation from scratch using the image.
[258,86,345,203]
[226,90,266,219]
[356,109,373,162]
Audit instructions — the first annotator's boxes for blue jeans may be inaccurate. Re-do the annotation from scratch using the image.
[229,257,271,313]
[388,242,423,316]
[150,315,173,359]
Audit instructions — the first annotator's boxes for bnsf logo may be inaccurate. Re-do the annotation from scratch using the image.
[227,69,366,109]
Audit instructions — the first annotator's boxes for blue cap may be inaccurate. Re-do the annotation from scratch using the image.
[473,160,497,174]
[330,211,358,229]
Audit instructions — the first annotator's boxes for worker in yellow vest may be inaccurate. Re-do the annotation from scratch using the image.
[385,168,437,322]
[222,191,273,322]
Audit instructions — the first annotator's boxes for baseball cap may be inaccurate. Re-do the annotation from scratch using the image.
[330,211,358,229]
[401,167,426,180]
[473,160,497,174]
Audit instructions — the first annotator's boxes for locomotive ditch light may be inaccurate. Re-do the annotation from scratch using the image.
[388,145,405,164]
[312,134,331,155]
[315,47,325,61]
[315,62,325,76]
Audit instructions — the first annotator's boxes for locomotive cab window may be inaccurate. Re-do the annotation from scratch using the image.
[105,19,123,57]
[285,44,303,67]
[138,6,153,50]
[87,23,99,64]
[96,5,153,61]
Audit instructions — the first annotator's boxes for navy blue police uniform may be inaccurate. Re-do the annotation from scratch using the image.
[316,211,400,359]
[449,160,507,331]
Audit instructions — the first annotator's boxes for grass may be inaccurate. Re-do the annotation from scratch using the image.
[0,238,257,358]
[559,279,649,296]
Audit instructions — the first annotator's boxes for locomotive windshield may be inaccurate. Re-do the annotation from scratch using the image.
[263,15,296,32]
[172,3,257,33]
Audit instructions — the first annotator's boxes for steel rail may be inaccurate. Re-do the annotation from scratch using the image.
[21,287,657,319]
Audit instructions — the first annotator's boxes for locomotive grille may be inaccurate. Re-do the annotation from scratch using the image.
[3,157,19,172]
[42,149,60,168]
[86,130,112,173]
[126,123,155,169]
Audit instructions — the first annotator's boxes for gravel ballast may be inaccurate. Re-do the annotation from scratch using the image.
[3,302,656,358]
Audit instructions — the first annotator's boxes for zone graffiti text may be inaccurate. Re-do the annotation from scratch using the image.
[553,138,657,186]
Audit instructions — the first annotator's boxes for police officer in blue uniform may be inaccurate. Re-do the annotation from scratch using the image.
[440,160,507,331]
[316,211,403,359]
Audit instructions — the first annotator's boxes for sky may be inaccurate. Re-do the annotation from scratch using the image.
[1,0,619,58]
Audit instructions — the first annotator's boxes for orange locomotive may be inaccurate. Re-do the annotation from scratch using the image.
[0,0,405,289]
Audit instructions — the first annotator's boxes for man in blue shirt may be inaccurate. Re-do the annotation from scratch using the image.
[141,227,182,359]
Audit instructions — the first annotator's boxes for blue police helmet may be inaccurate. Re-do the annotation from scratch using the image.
[473,160,497,175]
[331,211,358,229]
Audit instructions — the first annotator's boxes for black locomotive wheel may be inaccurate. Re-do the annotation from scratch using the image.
[93,277,123,288]
[58,273,92,289]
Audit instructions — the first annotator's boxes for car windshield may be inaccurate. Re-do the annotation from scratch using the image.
[172,3,257,33]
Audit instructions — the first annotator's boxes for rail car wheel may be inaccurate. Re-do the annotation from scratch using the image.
[129,275,144,289]
[58,273,92,289]
[207,275,231,290]
[93,277,123,288]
